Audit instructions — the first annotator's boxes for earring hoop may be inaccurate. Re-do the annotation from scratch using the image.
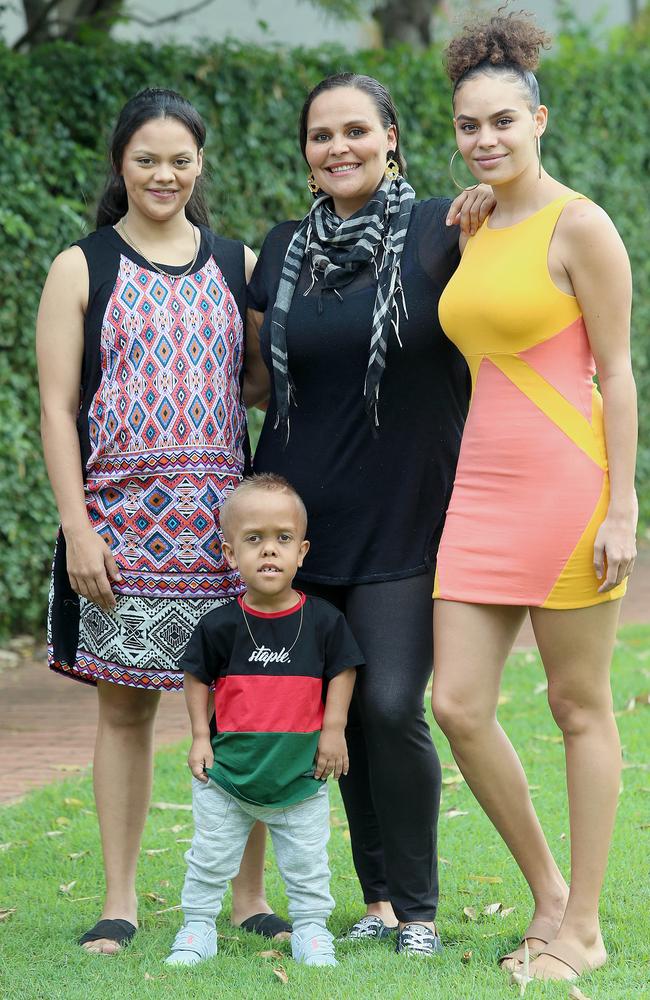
[307,171,319,195]
[449,148,478,191]
[536,135,542,179]
[385,154,400,181]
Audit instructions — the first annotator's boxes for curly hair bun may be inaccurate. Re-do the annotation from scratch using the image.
[445,9,551,85]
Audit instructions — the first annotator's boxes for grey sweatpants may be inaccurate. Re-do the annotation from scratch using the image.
[180,778,334,932]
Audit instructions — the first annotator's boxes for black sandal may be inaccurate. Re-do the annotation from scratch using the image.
[238,912,292,938]
[79,918,137,948]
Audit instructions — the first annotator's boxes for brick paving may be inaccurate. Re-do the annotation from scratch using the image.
[1,548,648,806]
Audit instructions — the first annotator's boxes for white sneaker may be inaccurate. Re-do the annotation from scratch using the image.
[291,922,337,967]
[165,920,217,966]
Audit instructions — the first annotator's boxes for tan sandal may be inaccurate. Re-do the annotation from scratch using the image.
[498,916,558,971]
[511,938,601,983]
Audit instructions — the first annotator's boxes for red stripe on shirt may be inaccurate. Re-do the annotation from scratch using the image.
[214,675,324,733]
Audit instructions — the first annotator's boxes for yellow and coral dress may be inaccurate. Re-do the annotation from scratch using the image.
[434,193,626,608]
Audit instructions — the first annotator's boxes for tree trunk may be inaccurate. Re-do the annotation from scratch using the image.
[373,0,442,48]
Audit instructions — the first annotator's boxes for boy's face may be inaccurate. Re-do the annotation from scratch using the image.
[222,491,309,599]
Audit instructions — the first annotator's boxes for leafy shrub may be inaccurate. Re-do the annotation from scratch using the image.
[0,30,648,637]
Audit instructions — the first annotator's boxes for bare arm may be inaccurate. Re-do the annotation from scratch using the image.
[243,307,270,408]
[560,201,637,591]
[184,671,214,782]
[36,247,122,611]
[314,667,356,781]
[242,245,270,408]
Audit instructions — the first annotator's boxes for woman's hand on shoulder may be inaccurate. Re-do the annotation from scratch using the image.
[446,184,495,238]
[64,525,123,611]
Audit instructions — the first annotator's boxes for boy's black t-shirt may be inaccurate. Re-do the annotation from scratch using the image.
[180,593,364,808]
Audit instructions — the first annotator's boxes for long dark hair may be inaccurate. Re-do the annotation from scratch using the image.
[298,72,407,177]
[96,88,210,228]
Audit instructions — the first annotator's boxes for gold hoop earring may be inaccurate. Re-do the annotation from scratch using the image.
[307,171,319,195]
[449,148,478,191]
[536,135,542,179]
[385,154,400,181]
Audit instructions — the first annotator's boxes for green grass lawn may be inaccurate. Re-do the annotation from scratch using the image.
[1,626,649,1000]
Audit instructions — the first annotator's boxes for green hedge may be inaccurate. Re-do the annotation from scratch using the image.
[1,30,648,638]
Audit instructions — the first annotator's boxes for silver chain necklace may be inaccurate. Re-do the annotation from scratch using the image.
[117,219,199,278]
[241,598,304,655]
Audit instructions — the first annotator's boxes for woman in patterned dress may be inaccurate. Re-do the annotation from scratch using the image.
[36,89,278,953]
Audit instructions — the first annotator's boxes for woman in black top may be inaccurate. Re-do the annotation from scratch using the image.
[245,73,493,955]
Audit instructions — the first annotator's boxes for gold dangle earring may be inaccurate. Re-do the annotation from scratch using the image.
[385,152,400,181]
[307,172,319,195]
[536,135,542,179]
[448,148,478,191]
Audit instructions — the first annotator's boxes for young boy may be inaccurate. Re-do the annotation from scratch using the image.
[166,473,362,968]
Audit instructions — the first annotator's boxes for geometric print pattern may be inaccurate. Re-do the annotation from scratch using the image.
[83,254,247,599]
[49,593,232,691]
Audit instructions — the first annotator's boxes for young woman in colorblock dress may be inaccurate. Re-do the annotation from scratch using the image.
[430,13,637,985]
[37,89,282,953]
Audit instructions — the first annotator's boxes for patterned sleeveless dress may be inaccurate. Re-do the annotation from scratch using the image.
[434,193,626,608]
[48,225,248,690]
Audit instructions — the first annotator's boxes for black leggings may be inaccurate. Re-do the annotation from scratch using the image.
[299,571,441,923]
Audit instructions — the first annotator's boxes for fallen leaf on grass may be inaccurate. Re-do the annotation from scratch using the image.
[439,857,451,866]
[621,762,650,771]
[272,966,289,984]
[461,949,472,964]
[59,880,77,895]
[469,875,503,884]
[533,734,563,744]
[568,987,592,1000]
[533,681,548,695]
[441,762,461,772]
[150,801,192,811]
[257,949,284,959]
[342,829,350,840]
[639,824,650,830]
[0,843,12,852]
[63,797,84,807]
[67,895,101,903]
[497,692,512,705]
[0,909,16,922]
[144,892,167,904]
[559,833,566,840]
[442,774,465,786]
[143,973,167,981]
[623,691,650,713]
[45,831,65,838]
[155,904,183,915]
[501,907,516,918]
[483,902,502,916]
[463,907,477,922]
[55,817,71,827]
[160,824,189,834]
[68,851,89,860]
[444,809,468,819]
[175,838,192,844]
[144,848,170,856]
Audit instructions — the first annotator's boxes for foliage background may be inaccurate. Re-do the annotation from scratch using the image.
[1,29,648,638]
